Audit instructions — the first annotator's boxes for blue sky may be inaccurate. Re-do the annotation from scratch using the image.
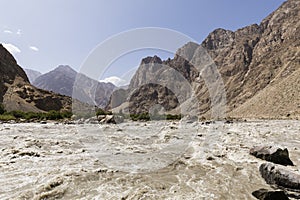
[0,0,285,85]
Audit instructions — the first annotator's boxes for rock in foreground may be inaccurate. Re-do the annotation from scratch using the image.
[252,188,289,200]
[250,146,294,166]
[259,163,300,190]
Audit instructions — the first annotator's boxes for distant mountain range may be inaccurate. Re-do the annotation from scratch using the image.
[108,0,300,119]
[32,65,76,97]
[26,65,116,108]
[0,46,114,112]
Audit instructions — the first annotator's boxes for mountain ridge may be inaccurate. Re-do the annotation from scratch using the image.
[33,65,116,108]
[108,0,299,119]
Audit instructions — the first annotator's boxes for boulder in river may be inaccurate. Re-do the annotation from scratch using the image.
[100,115,124,124]
[252,188,289,200]
[259,163,300,190]
[250,146,294,166]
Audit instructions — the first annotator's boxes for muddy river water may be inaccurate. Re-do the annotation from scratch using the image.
[0,120,299,199]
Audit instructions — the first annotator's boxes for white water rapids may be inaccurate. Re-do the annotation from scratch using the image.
[0,120,299,199]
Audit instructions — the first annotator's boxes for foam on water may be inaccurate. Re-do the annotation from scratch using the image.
[0,120,299,199]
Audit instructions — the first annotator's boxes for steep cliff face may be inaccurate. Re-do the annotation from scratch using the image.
[108,0,300,119]
[190,0,299,118]
[0,44,29,102]
[201,24,263,110]
[0,44,72,112]
[224,0,300,118]
[202,0,299,112]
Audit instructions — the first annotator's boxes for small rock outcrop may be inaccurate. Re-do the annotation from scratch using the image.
[128,83,179,114]
[100,115,124,124]
[252,188,289,200]
[259,163,300,190]
[250,146,294,166]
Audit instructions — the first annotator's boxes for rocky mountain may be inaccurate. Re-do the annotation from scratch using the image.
[33,65,116,108]
[24,68,42,83]
[108,0,300,119]
[201,0,299,119]
[33,65,77,97]
[0,44,29,103]
[230,67,300,119]
[0,44,72,112]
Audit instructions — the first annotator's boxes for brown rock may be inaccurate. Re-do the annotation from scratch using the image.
[100,115,124,124]
[107,0,300,119]
[252,188,289,200]
[250,146,294,166]
[259,163,300,190]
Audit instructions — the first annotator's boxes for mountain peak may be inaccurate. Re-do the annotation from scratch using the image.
[54,65,77,73]
[141,55,163,65]
[175,41,199,61]
[32,65,116,108]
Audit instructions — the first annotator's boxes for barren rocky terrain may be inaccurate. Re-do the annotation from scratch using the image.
[109,0,299,119]
[230,67,300,119]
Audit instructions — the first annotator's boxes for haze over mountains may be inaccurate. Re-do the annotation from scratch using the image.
[23,69,41,83]
[33,65,76,97]
[25,65,116,108]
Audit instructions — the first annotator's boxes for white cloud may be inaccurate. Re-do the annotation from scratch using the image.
[2,43,21,55]
[29,46,39,51]
[2,28,22,35]
[99,76,128,87]
[16,29,22,35]
[3,30,12,34]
